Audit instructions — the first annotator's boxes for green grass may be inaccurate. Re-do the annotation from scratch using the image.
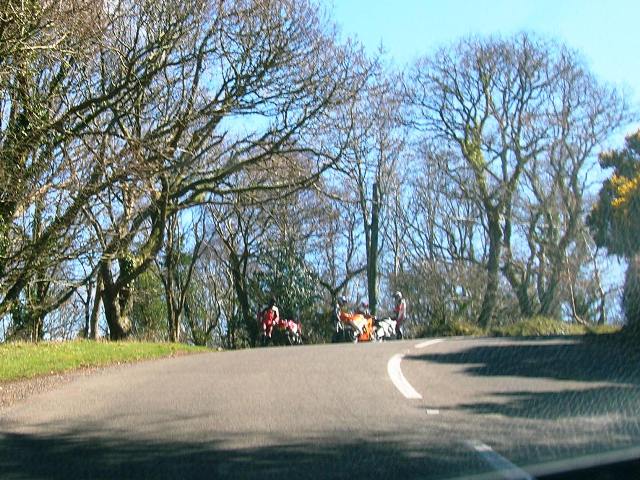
[491,316,622,337]
[416,316,623,339]
[0,340,209,383]
[417,318,486,338]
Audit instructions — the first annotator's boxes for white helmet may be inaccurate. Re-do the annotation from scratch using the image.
[393,291,402,300]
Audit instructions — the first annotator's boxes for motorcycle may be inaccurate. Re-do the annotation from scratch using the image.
[373,316,397,341]
[333,311,376,343]
[271,317,303,346]
[260,316,303,346]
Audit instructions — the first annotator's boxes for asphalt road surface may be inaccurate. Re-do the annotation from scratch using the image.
[1,336,639,479]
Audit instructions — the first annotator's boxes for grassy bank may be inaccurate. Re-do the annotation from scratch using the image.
[418,316,622,338]
[491,317,621,337]
[0,341,209,383]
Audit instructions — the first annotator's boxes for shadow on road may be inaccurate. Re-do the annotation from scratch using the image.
[454,385,640,420]
[410,334,640,425]
[411,334,640,385]
[0,429,483,480]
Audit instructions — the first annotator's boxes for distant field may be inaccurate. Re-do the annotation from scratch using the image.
[0,341,209,383]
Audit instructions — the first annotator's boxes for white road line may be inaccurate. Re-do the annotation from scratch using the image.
[387,354,422,399]
[466,440,535,480]
[387,338,444,400]
[415,338,444,349]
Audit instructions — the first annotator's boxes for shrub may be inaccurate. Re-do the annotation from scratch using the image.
[623,254,640,332]
[414,318,485,338]
[491,316,586,337]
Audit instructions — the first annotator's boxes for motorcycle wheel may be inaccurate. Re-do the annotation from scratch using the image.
[346,329,358,343]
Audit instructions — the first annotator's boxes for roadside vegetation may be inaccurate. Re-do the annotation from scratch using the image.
[0,341,208,383]
[1,0,638,349]
[414,316,622,339]
[490,318,621,338]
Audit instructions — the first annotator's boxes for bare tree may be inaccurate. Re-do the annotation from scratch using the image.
[183,246,228,346]
[0,0,114,331]
[156,209,206,342]
[395,146,489,328]
[332,68,406,315]
[502,49,627,320]
[88,0,369,339]
[406,33,627,327]
[312,198,367,303]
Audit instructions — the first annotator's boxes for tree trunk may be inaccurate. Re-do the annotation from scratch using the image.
[502,259,534,318]
[595,272,607,326]
[21,307,45,343]
[229,252,255,346]
[513,280,534,318]
[89,276,102,340]
[538,272,561,318]
[102,287,132,340]
[502,211,534,317]
[82,282,92,339]
[100,261,132,341]
[163,263,180,343]
[478,212,502,329]
[167,305,181,343]
[31,312,44,343]
[367,182,380,315]
[22,281,48,342]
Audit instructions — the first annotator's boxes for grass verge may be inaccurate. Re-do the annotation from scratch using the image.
[490,316,622,337]
[0,340,209,383]
[416,316,623,338]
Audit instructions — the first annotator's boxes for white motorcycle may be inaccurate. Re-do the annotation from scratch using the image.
[373,317,397,341]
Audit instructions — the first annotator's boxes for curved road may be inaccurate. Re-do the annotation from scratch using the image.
[1,337,639,479]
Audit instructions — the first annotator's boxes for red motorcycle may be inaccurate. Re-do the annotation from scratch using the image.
[259,311,303,346]
[271,317,303,346]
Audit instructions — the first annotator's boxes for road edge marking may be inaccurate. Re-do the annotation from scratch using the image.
[415,339,444,350]
[465,440,535,480]
[387,354,422,400]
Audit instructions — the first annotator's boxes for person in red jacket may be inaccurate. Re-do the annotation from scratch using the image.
[392,291,406,339]
[259,297,280,340]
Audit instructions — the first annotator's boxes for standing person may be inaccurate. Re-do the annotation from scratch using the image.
[332,295,348,342]
[392,291,406,339]
[334,295,348,324]
[259,297,280,343]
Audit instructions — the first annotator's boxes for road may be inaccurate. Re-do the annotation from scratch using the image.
[1,336,639,479]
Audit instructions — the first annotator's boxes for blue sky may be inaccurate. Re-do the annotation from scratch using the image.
[331,0,639,134]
